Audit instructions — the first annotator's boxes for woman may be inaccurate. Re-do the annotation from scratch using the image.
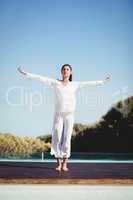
[17,64,112,171]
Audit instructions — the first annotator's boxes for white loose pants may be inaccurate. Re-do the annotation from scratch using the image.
[50,111,75,158]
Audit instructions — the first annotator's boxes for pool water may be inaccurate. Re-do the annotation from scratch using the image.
[0,153,133,163]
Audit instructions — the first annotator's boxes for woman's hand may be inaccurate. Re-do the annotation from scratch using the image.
[104,73,112,82]
[17,66,27,75]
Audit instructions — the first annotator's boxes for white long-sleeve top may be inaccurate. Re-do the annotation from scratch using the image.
[24,72,110,113]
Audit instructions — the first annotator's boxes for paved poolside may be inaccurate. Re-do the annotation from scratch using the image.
[0,161,133,184]
[0,185,133,200]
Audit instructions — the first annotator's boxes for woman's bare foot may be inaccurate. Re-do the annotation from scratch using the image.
[55,157,62,171]
[62,157,69,171]
[55,165,62,171]
[62,165,69,171]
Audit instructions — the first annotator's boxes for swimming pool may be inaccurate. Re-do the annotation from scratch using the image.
[0,153,133,163]
[0,158,133,163]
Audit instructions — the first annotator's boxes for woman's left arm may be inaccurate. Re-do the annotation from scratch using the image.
[75,73,112,89]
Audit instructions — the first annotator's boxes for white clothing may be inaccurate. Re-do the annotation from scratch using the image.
[24,72,109,158]
[25,72,108,113]
[50,111,74,158]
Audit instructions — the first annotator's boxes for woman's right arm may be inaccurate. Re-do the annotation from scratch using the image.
[17,66,57,87]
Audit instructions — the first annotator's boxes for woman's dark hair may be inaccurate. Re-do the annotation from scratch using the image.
[61,64,72,81]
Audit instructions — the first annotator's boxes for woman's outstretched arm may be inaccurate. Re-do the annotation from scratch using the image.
[75,73,112,89]
[17,66,57,87]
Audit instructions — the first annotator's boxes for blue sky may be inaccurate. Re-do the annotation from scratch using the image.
[0,0,133,137]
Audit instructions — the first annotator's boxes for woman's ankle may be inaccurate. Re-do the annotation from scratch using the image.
[62,157,68,165]
[56,157,62,166]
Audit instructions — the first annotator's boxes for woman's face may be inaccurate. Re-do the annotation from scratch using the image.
[61,66,72,80]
